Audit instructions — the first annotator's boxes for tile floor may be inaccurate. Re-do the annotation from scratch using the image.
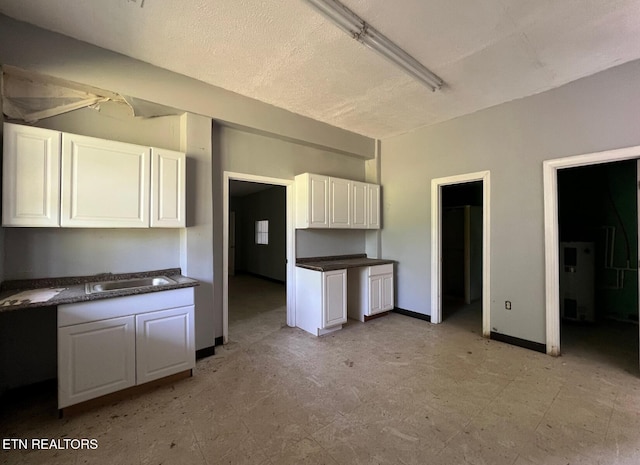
[1,274,639,465]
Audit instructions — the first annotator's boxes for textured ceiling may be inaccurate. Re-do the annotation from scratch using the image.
[1,0,639,139]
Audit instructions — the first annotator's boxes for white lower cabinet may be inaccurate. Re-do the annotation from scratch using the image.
[295,267,347,336]
[136,306,195,384]
[58,315,136,408]
[58,288,195,409]
[348,264,394,322]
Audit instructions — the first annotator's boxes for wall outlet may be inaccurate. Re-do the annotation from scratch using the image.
[505,301,512,310]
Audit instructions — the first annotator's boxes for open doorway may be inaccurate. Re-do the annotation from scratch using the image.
[543,145,640,358]
[441,182,483,333]
[222,172,295,345]
[227,180,287,345]
[557,160,638,371]
[431,170,491,337]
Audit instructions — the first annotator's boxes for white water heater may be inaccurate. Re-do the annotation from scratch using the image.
[560,242,595,322]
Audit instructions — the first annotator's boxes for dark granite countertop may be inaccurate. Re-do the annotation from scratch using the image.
[296,254,395,272]
[0,268,198,313]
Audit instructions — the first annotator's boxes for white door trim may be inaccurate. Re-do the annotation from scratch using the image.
[430,170,491,337]
[223,171,295,344]
[543,146,640,356]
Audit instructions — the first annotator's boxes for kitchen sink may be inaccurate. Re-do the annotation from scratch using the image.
[85,276,177,294]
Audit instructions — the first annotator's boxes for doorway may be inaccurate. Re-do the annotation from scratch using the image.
[555,159,638,369]
[543,145,640,357]
[441,182,483,332]
[431,171,491,337]
[222,172,295,344]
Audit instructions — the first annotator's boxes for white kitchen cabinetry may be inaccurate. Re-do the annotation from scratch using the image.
[136,306,194,384]
[2,122,186,228]
[352,181,368,228]
[347,264,394,322]
[61,133,150,227]
[58,288,195,409]
[2,123,61,227]
[150,148,186,227]
[295,267,347,336]
[58,315,136,408]
[329,177,352,228]
[295,173,380,229]
[367,184,381,229]
[295,173,329,228]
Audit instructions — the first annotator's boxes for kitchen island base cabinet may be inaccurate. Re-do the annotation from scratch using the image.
[347,264,394,322]
[295,267,347,336]
[57,288,195,409]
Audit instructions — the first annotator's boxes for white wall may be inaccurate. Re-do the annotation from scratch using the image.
[381,59,640,344]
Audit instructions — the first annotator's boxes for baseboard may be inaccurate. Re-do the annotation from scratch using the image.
[393,307,431,322]
[196,346,215,359]
[490,331,546,354]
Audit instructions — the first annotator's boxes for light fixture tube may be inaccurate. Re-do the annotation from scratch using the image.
[304,0,363,36]
[360,26,444,91]
[303,0,444,91]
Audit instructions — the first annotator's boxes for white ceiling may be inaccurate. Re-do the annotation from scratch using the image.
[1,0,639,139]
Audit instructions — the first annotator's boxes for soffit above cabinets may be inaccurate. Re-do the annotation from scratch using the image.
[1,1,639,138]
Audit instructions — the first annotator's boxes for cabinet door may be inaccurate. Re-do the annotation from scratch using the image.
[136,306,195,384]
[323,270,347,328]
[61,133,150,227]
[2,123,61,227]
[150,148,185,227]
[309,174,330,228]
[58,316,136,408]
[352,181,368,229]
[329,177,352,228]
[369,275,383,315]
[381,273,394,311]
[367,184,381,229]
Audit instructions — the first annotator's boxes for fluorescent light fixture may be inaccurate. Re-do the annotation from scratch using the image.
[303,0,444,91]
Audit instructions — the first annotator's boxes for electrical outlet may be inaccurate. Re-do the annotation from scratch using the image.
[505,301,512,310]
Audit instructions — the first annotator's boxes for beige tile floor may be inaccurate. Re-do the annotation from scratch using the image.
[1,274,639,465]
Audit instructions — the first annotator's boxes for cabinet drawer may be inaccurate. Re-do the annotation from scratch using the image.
[369,264,393,276]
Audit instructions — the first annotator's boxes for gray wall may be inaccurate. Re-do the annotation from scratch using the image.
[232,186,287,282]
[381,59,640,344]
[0,15,373,363]
[214,124,368,337]
[3,102,183,280]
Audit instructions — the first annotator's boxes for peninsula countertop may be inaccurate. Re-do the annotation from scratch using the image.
[0,268,198,313]
[296,254,395,272]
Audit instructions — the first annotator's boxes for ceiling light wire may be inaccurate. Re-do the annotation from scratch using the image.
[303,0,444,91]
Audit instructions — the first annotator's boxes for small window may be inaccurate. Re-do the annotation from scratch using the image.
[255,220,269,245]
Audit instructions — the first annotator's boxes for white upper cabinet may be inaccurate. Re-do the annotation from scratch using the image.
[329,177,352,228]
[295,173,380,230]
[150,148,186,228]
[2,123,61,227]
[2,123,186,228]
[61,133,150,227]
[352,181,368,229]
[296,173,330,228]
[367,184,381,229]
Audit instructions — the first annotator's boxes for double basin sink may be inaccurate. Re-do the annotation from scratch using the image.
[85,276,176,295]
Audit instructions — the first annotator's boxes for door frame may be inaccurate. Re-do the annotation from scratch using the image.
[543,145,640,356]
[222,171,295,343]
[430,170,491,337]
